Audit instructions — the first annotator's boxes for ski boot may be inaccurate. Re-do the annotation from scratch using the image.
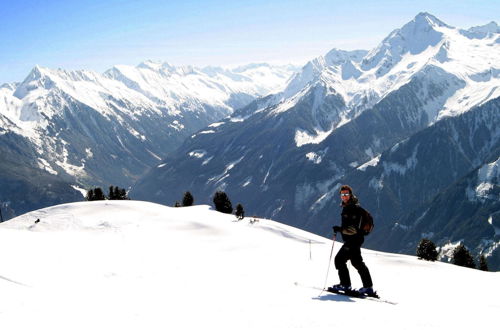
[327,284,353,294]
[358,287,379,298]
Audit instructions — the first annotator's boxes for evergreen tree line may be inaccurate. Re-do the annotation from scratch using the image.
[86,186,129,201]
[416,238,489,271]
[85,187,245,219]
[174,190,245,220]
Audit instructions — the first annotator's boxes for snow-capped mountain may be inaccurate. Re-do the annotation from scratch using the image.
[104,61,297,115]
[271,12,499,132]
[131,13,500,269]
[0,200,497,329]
[0,62,298,218]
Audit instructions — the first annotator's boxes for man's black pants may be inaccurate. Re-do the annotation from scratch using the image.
[334,244,373,288]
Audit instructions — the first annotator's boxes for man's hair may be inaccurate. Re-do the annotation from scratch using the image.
[339,185,354,195]
[339,185,359,205]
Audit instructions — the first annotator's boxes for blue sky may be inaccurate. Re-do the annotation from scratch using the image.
[0,0,498,83]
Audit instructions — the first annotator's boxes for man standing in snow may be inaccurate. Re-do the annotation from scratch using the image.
[330,185,374,295]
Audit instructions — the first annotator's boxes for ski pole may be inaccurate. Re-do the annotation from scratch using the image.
[319,232,337,297]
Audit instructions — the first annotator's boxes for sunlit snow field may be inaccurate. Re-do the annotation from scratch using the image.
[0,200,497,329]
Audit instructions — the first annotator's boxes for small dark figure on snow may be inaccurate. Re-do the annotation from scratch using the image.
[330,185,374,296]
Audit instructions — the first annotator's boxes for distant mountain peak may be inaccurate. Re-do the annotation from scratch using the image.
[13,65,55,99]
[413,12,450,29]
[135,60,196,75]
[324,48,368,65]
[138,59,173,69]
[463,21,500,39]
[478,21,500,33]
[233,63,272,71]
[24,65,45,81]
[395,12,449,47]
[0,82,18,91]
[360,12,449,73]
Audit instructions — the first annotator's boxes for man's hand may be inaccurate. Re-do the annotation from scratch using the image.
[342,226,357,235]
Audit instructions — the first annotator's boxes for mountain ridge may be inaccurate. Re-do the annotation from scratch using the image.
[0,62,299,219]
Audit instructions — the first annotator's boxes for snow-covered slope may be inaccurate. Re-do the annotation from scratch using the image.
[0,200,497,329]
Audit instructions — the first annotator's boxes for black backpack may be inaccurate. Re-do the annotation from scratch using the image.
[358,207,374,235]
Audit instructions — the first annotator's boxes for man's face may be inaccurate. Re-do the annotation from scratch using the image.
[340,190,351,203]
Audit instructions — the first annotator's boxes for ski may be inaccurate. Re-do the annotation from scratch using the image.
[325,287,397,305]
[327,286,378,298]
[294,282,397,305]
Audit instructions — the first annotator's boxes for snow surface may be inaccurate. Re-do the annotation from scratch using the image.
[306,152,323,164]
[295,127,334,147]
[467,156,500,201]
[0,200,497,329]
[357,155,381,171]
[382,145,419,176]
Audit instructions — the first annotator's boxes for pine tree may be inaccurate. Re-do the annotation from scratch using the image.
[235,203,245,220]
[479,255,489,271]
[108,186,116,200]
[416,238,438,261]
[213,191,233,214]
[86,188,106,201]
[93,188,106,201]
[117,187,129,200]
[452,244,476,269]
[107,186,129,200]
[85,189,95,201]
[182,192,194,207]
